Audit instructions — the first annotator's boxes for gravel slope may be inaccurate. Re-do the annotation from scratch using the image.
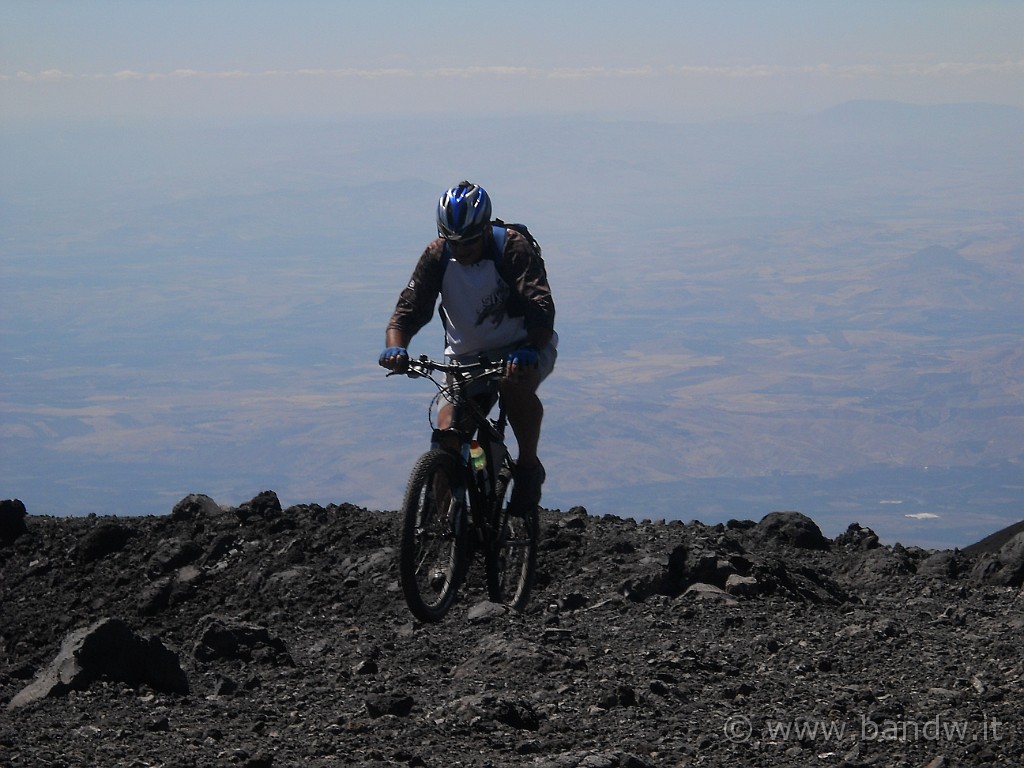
[1,493,1022,767]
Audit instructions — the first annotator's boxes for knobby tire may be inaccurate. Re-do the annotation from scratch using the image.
[485,468,539,611]
[398,450,467,622]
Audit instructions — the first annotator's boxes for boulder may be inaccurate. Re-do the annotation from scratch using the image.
[725,573,761,597]
[467,600,509,623]
[78,521,133,562]
[665,542,738,593]
[917,550,960,580]
[838,546,914,587]
[148,536,203,574]
[0,498,28,544]
[971,531,1024,587]
[834,522,881,550]
[8,617,188,709]
[192,614,293,666]
[752,511,830,550]
[235,491,283,523]
[682,582,737,605]
[170,493,224,522]
[365,692,415,718]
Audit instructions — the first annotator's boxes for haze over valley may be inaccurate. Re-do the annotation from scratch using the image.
[2,102,1022,548]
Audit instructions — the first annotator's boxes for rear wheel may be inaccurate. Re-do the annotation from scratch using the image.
[398,450,467,622]
[485,464,539,611]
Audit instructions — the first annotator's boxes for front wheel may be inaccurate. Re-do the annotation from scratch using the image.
[485,465,539,611]
[398,450,467,622]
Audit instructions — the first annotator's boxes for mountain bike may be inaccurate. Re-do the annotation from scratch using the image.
[388,355,539,622]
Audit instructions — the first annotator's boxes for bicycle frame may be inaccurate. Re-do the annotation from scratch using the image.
[392,354,538,621]
[402,355,511,510]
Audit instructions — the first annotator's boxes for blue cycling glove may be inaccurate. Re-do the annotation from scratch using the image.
[506,345,540,369]
[379,346,409,370]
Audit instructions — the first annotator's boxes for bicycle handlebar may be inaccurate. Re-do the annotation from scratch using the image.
[384,354,506,384]
[403,355,506,380]
[388,354,511,436]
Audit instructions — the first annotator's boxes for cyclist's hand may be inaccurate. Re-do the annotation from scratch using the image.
[379,346,409,372]
[505,346,539,376]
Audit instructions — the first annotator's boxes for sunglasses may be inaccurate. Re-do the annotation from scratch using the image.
[442,229,484,245]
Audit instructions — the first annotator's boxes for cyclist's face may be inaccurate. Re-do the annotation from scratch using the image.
[447,233,485,264]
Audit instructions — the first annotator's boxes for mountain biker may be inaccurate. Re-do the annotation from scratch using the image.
[379,180,557,514]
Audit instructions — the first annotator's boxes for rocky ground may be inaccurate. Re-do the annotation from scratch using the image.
[1,493,1022,768]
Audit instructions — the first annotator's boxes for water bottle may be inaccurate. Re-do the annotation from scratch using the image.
[470,440,486,471]
[470,440,490,496]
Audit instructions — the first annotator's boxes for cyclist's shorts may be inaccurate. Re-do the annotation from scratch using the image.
[443,338,557,411]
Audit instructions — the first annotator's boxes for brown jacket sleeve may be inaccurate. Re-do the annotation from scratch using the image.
[386,240,447,340]
[500,228,556,346]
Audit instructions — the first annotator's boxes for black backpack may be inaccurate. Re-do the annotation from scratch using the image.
[491,218,542,260]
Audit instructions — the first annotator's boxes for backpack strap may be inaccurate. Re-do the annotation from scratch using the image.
[492,221,507,261]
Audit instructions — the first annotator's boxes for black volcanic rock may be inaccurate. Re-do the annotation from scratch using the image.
[77,519,134,562]
[8,617,187,709]
[1,494,1022,767]
[971,531,1024,587]
[0,499,28,544]
[834,521,881,550]
[191,614,293,666]
[751,510,830,550]
[917,549,962,580]
[235,490,283,523]
[169,492,223,522]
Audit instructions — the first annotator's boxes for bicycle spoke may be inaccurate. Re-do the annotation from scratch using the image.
[399,451,467,622]
[485,473,539,610]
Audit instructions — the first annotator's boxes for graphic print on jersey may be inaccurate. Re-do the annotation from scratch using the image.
[440,258,527,357]
[476,283,510,328]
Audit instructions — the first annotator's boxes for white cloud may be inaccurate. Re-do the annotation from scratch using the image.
[6,60,1021,84]
[548,66,655,80]
[5,60,1019,120]
[16,68,78,81]
[904,60,1024,76]
[905,513,941,520]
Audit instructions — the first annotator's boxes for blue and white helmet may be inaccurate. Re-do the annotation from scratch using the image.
[437,181,492,241]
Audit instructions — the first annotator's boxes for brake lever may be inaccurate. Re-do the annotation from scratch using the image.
[398,365,428,380]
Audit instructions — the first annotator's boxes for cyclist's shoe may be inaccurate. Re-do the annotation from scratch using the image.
[509,461,545,514]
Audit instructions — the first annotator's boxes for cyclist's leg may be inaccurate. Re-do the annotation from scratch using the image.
[437,402,455,430]
[437,374,497,441]
[501,342,556,465]
[502,343,556,509]
[501,370,543,467]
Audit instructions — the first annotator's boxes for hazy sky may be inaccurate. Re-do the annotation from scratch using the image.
[2,1,1022,121]
[2,2,1023,547]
